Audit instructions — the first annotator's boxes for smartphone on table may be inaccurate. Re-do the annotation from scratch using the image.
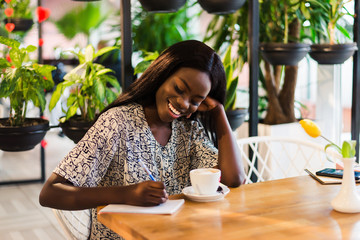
[316,168,360,180]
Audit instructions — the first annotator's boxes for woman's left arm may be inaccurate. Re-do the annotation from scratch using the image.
[198,98,246,187]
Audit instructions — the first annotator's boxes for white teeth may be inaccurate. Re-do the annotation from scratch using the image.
[168,102,181,115]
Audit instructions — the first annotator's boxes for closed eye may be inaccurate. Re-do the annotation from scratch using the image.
[174,85,184,94]
[191,101,200,106]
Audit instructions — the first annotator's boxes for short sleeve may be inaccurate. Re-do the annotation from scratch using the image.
[54,108,124,187]
[189,120,218,170]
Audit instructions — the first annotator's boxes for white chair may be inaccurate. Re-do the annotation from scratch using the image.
[53,209,91,240]
[237,136,338,184]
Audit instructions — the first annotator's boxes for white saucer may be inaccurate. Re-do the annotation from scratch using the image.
[182,183,230,202]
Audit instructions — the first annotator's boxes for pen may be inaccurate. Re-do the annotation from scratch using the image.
[137,159,156,181]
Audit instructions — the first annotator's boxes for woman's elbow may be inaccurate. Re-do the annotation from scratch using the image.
[228,172,246,187]
[227,179,241,188]
[39,187,52,207]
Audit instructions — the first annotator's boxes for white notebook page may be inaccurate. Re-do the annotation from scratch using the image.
[99,199,185,215]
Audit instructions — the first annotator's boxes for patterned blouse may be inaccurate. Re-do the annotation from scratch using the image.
[54,102,218,239]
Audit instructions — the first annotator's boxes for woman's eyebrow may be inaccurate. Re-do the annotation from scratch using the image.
[179,78,206,99]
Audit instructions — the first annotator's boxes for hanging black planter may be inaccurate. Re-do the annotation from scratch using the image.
[4,18,34,32]
[226,108,248,131]
[0,118,49,152]
[260,43,310,66]
[139,0,187,13]
[198,0,246,14]
[59,116,93,144]
[309,43,358,65]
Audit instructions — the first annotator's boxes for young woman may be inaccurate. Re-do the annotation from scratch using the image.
[40,40,246,239]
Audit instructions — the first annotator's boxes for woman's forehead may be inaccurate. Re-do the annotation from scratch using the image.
[173,68,211,93]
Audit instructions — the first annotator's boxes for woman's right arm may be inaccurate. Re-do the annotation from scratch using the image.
[39,173,168,210]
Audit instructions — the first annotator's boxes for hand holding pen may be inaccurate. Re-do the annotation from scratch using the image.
[132,159,168,206]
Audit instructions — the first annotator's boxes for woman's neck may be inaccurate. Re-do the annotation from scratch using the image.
[143,104,172,146]
[143,104,171,129]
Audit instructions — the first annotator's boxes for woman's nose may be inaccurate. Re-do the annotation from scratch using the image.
[176,97,190,110]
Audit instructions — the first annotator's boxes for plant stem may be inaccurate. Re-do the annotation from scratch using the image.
[328,21,335,44]
[23,101,27,122]
[284,1,288,44]
[320,135,341,151]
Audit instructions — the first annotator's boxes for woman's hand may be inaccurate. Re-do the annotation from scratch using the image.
[39,173,169,210]
[197,96,222,112]
[197,97,246,187]
[125,181,168,206]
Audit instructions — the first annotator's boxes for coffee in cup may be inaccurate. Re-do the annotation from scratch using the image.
[190,168,221,195]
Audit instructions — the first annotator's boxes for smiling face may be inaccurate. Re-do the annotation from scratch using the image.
[155,67,211,123]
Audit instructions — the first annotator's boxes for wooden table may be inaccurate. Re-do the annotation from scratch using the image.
[98,176,360,240]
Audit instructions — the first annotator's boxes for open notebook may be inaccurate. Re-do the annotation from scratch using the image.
[305,169,360,185]
[98,199,185,215]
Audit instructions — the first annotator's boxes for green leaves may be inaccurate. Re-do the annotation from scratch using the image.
[95,46,119,59]
[49,44,121,122]
[134,51,159,75]
[132,1,196,53]
[53,2,109,42]
[0,37,56,126]
[49,84,62,112]
[324,140,356,159]
[8,0,32,19]
[0,36,20,48]
[85,45,95,63]
[223,45,239,111]
[341,140,357,158]
[304,0,352,44]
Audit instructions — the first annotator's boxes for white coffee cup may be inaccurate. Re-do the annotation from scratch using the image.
[190,168,221,195]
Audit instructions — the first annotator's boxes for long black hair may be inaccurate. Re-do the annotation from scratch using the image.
[100,40,226,146]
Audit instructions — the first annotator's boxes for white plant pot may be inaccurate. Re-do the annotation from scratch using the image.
[331,157,360,213]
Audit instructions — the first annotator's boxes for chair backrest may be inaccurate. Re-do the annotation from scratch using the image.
[237,136,338,184]
[53,209,91,240]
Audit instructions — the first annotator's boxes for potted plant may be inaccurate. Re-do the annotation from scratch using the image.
[306,0,357,64]
[3,0,34,32]
[198,0,246,15]
[132,1,197,53]
[49,44,121,143]
[259,0,310,66]
[138,0,187,13]
[0,36,56,151]
[222,45,247,131]
[203,1,310,125]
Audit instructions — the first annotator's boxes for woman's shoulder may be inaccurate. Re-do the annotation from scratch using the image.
[102,102,143,119]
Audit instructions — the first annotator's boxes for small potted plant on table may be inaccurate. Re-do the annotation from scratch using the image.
[0,36,56,151]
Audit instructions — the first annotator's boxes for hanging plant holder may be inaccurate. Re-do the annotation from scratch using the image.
[59,115,92,144]
[0,118,49,152]
[260,43,310,66]
[139,0,187,13]
[198,0,246,15]
[309,43,358,65]
[3,18,34,32]
[226,108,248,131]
